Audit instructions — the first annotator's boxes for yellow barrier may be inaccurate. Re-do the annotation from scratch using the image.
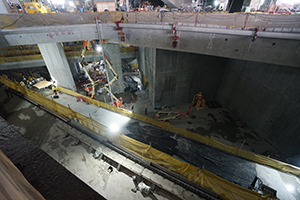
[0,55,43,63]
[0,76,282,200]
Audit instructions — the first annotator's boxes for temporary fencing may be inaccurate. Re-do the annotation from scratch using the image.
[1,12,300,29]
[0,75,285,199]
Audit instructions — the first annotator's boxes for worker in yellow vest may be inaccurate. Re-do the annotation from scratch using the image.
[52,85,57,95]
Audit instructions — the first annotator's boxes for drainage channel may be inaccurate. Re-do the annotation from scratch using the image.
[13,90,220,200]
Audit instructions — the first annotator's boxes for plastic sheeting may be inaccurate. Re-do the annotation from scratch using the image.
[0,76,287,199]
[1,12,300,30]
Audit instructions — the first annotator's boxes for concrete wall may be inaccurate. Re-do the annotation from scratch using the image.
[217,59,300,157]
[155,49,227,108]
[137,46,156,106]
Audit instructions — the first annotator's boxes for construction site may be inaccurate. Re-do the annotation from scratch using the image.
[1,0,300,200]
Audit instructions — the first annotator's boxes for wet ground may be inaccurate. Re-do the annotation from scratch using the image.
[0,117,105,200]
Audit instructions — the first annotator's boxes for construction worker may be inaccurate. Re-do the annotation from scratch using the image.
[114,97,123,107]
[145,106,148,115]
[52,85,57,95]
[22,76,27,82]
[20,81,25,87]
[85,86,91,97]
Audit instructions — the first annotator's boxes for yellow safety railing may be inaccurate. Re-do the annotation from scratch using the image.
[0,75,279,200]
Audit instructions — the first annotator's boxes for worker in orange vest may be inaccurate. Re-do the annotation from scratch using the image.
[85,86,92,97]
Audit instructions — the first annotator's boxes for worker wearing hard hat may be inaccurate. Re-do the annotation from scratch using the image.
[20,81,25,87]
[52,85,57,95]
[85,86,93,97]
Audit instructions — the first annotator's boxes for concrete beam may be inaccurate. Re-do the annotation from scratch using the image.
[120,51,136,59]
[1,23,300,67]
[0,52,136,71]
[0,59,45,70]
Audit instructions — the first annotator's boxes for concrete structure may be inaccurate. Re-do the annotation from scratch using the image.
[0,0,10,14]
[137,47,156,106]
[155,49,226,107]
[38,43,76,91]
[94,0,116,11]
[1,22,300,67]
[1,12,300,200]
[138,45,300,161]
[105,43,125,94]
[0,52,136,70]
[217,59,300,157]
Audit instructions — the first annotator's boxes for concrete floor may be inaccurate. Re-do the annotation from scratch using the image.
[0,88,204,200]
[31,87,300,200]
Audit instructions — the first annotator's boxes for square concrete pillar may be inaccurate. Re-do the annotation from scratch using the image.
[0,0,11,14]
[105,44,125,94]
[38,43,76,91]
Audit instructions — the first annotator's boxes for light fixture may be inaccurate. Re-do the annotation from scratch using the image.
[96,46,102,52]
[214,0,218,6]
[69,1,75,7]
[110,123,119,132]
[286,184,294,192]
[52,0,64,4]
[279,0,298,4]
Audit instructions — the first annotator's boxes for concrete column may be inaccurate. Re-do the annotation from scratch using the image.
[249,0,263,11]
[105,44,125,94]
[0,0,11,14]
[38,43,76,91]
[137,46,156,107]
